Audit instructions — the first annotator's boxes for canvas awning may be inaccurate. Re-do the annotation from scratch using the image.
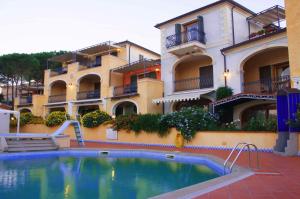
[153,89,214,104]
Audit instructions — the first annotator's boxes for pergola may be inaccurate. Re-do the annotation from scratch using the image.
[247,5,286,36]
[47,41,120,66]
[111,59,160,73]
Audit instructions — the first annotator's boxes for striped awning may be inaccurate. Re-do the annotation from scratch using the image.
[153,89,214,104]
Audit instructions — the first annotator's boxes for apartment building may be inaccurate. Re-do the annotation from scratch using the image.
[14,41,163,117]
[154,0,289,126]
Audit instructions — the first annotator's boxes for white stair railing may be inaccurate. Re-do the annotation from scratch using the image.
[224,142,259,174]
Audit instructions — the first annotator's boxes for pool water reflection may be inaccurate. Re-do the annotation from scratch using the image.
[0,156,219,199]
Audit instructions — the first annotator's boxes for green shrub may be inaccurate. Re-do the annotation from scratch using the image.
[243,114,277,132]
[82,110,112,128]
[45,111,67,127]
[28,116,44,124]
[113,114,138,131]
[216,86,233,100]
[131,114,170,137]
[160,107,218,141]
[20,112,34,126]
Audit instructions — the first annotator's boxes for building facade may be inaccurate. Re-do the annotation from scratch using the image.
[14,41,163,118]
[154,0,289,126]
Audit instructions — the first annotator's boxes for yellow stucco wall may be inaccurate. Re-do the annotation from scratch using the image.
[285,0,300,79]
[18,124,279,150]
[107,78,164,115]
[175,58,211,81]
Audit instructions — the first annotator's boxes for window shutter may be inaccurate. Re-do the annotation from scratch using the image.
[175,24,182,45]
[197,16,205,44]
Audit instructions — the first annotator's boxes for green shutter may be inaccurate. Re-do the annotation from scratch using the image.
[175,24,182,45]
[197,16,205,44]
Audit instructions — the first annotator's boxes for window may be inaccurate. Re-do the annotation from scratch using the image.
[139,54,144,61]
[95,56,102,66]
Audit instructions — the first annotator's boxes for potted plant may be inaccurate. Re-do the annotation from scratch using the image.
[175,132,184,148]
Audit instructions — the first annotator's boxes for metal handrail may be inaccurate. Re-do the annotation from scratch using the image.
[224,142,259,174]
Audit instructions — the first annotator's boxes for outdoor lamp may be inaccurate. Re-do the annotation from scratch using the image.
[224,69,230,77]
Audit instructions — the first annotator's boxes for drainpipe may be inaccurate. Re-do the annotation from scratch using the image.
[221,51,228,87]
[231,6,236,45]
[128,42,131,65]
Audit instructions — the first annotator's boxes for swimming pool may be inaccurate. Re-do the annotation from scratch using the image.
[0,150,228,199]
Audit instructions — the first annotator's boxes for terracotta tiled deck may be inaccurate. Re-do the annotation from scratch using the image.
[71,141,300,199]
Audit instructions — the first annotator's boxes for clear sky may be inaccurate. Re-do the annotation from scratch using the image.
[0,0,284,55]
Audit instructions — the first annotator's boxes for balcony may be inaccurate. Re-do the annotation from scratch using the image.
[243,75,290,94]
[246,5,286,41]
[48,94,66,103]
[50,67,67,77]
[174,77,213,92]
[113,85,137,97]
[166,29,206,56]
[18,96,32,107]
[77,90,100,100]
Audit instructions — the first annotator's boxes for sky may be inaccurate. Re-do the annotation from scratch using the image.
[0,0,284,55]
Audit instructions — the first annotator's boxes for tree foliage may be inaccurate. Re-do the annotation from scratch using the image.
[0,51,66,105]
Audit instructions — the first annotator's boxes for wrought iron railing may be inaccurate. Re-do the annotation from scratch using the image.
[77,90,100,100]
[48,94,66,103]
[113,85,137,97]
[50,67,67,77]
[19,96,32,105]
[166,28,206,49]
[243,75,290,94]
[174,76,214,92]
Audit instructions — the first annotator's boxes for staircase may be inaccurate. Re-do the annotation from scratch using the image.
[273,132,298,156]
[4,137,58,152]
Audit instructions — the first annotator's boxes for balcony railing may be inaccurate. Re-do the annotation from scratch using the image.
[166,29,206,49]
[243,75,290,94]
[48,94,66,103]
[19,96,32,105]
[50,67,67,77]
[174,77,214,92]
[77,90,100,100]
[113,85,137,97]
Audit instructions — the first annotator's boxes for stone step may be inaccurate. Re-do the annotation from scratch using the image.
[7,146,58,152]
[6,139,53,144]
[7,143,55,148]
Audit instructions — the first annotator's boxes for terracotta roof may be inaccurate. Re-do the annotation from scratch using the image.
[155,0,255,28]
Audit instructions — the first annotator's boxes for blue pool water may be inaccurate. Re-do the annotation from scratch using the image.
[0,151,222,199]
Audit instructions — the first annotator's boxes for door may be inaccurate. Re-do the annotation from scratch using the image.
[199,65,213,89]
[130,75,137,93]
[259,66,272,92]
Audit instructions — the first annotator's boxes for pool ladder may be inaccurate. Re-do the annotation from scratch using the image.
[223,142,259,174]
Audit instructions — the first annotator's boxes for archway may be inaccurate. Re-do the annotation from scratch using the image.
[241,103,277,127]
[241,46,289,94]
[49,80,67,103]
[19,108,32,113]
[77,74,101,100]
[113,101,137,116]
[78,105,99,116]
[173,54,213,92]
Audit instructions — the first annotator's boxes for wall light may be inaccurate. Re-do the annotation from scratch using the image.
[155,68,160,72]
[224,69,230,77]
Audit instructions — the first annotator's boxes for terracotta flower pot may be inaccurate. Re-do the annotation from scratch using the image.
[175,133,184,148]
